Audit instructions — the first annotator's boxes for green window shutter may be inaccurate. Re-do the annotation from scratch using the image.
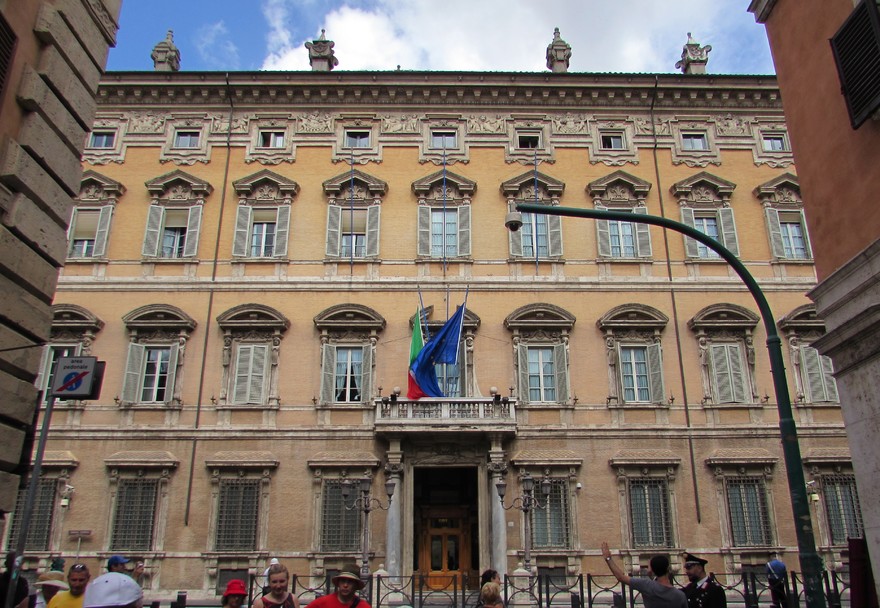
[516,344,529,403]
[93,206,113,257]
[232,205,251,257]
[633,206,652,258]
[547,214,563,257]
[417,206,431,256]
[164,342,179,405]
[326,206,341,257]
[680,208,700,258]
[359,344,373,403]
[458,205,471,257]
[122,343,146,404]
[553,343,568,404]
[717,207,739,256]
[320,344,336,404]
[595,205,611,257]
[182,206,202,257]
[508,202,523,257]
[274,205,290,258]
[142,205,163,257]
[647,342,664,404]
[365,206,380,257]
[765,208,786,258]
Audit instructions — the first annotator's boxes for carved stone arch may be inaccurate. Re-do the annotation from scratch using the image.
[50,304,105,354]
[412,170,477,199]
[670,171,736,205]
[688,303,759,331]
[587,170,652,203]
[778,304,823,333]
[322,169,388,198]
[145,169,213,201]
[411,305,481,332]
[597,304,669,332]
[232,169,299,201]
[314,304,386,335]
[216,304,290,331]
[77,170,125,203]
[504,303,576,332]
[753,173,801,206]
[501,171,565,199]
[123,304,197,336]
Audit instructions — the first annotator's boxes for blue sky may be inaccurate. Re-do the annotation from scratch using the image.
[107,0,775,74]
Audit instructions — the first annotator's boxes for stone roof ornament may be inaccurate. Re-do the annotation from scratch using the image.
[546,27,572,73]
[305,29,338,72]
[151,29,181,72]
[675,32,712,74]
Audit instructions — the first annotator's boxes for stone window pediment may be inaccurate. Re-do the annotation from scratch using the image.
[323,169,388,200]
[145,169,213,203]
[688,303,759,331]
[754,173,801,207]
[501,171,565,199]
[205,451,279,470]
[671,171,736,206]
[504,303,575,336]
[50,304,104,343]
[412,170,476,200]
[587,170,651,205]
[413,305,481,334]
[123,304,197,336]
[314,304,385,338]
[77,170,125,203]
[597,304,669,333]
[233,170,299,202]
[105,450,180,470]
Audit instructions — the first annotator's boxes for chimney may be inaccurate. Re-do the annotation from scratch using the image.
[305,29,338,72]
[675,32,712,74]
[546,28,572,73]
[151,30,181,72]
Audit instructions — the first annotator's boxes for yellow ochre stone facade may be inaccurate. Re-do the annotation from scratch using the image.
[8,67,860,599]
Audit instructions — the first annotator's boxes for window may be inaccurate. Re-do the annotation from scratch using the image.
[142,205,202,259]
[516,131,541,149]
[231,345,268,405]
[710,343,748,404]
[822,473,864,545]
[215,478,260,551]
[531,478,571,549]
[320,480,361,551]
[232,206,290,259]
[258,131,285,149]
[430,208,459,257]
[136,346,174,403]
[111,478,159,551]
[691,214,720,259]
[5,479,57,551]
[829,0,880,128]
[681,207,739,258]
[725,475,772,547]
[435,360,462,398]
[344,130,371,148]
[431,130,457,149]
[174,130,201,148]
[320,344,373,405]
[516,343,568,404]
[600,132,625,150]
[68,208,112,258]
[628,478,673,548]
[502,171,565,260]
[800,346,839,403]
[35,344,80,404]
[597,208,651,259]
[766,209,812,260]
[326,205,380,259]
[691,303,759,406]
[316,305,384,406]
[414,171,475,261]
[681,132,708,150]
[89,131,116,149]
[619,345,664,404]
[762,134,788,152]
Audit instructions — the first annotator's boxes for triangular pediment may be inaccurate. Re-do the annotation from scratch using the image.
[754,172,801,203]
[233,169,299,198]
[670,171,736,199]
[323,169,387,196]
[587,170,651,198]
[412,170,476,196]
[145,169,213,198]
[501,171,565,197]
[78,170,125,201]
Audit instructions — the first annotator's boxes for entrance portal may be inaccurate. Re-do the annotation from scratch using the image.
[413,467,479,589]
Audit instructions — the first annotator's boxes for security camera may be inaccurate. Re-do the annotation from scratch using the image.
[505,211,523,232]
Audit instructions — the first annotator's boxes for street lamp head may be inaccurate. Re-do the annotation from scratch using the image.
[385,480,395,500]
[521,474,534,494]
[540,476,552,496]
[341,478,352,499]
[495,479,508,500]
[505,211,523,232]
[359,477,372,494]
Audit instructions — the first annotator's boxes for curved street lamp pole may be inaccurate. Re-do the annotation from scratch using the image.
[513,203,826,608]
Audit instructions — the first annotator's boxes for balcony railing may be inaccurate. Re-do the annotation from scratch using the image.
[374,397,517,434]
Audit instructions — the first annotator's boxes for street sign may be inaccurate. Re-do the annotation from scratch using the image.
[50,357,98,398]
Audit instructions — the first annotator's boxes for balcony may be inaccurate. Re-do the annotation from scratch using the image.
[374,397,517,436]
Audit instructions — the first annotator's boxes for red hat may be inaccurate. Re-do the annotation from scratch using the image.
[223,580,247,597]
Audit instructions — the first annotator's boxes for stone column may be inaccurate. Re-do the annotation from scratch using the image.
[385,440,404,577]
[488,438,508,576]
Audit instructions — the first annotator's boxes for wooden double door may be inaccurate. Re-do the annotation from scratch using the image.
[418,506,474,589]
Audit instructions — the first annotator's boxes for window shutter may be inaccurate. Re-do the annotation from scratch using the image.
[164,342,179,405]
[830,0,880,128]
[595,205,611,257]
[34,346,50,392]
[325,206,341,257]
[250,345,268,403]
[0,12,17,102]
[633,206,652,258]
[548,213,563,257]
[647,342,665,404]
[710,344,733,403]
[553,343,568,404]
[458,205,471,257]
[765,208,786,258]
[142,205,164,257]
[359,344,373,403]
[728,344,747,403]
[365,205,381,257]
[680,208,700,258]
[458,339,468,397]
[66,209,78,257]
[232,345,253,404]
[417,206,431,256]
[801,346,838,403]
[232,205,251,257]
[122,343,146,404]
[320,344,336,404]
[799,210,814,259]
[182,206,202,257]
[508,202,523,257]
[274,205,290,258]
[717,207,739,257]
[93,206,113,257]
[821,352,839,402]
[516,344,529,403]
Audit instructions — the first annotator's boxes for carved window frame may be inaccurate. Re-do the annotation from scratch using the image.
[506,117,554,164]
[83,114,128,165]
[671,172,739,260]
[778,305,839,406]
[588,117,638,166]
[505,303,575,407]
[412,170,476,261]
[420,117,467,164]
[322,170,386,262]
[161,116,212,165]
[588,170,653,260]
[68,171,125,261]
[142,170,213,261]
[246,116,295,165]
[597,304,669,408]
[231,170,299,262]
[752,119,794,167]
[689,304,760,407]
[754,173,813,262]
[501,171,565,261]
[216,304,289,409]
[120,305,197,408]
[671,118,721,167]
[414,305,481,398]
[333,117,380,164]
[609,451,680,554]
[802,452,863,549]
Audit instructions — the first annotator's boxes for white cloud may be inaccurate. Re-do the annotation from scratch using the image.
[195,21,240,70]
[259,0,773,74]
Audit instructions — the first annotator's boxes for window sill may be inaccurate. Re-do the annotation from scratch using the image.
[597,257,652,264]
[119,402,183,410]
[415,256,474,263]
[795,401,841,408]
[142,258,199,264]
[65,257,109,264]
[684,257,728,264]
[216,403,280,410]
[770,258,814,265]
[323,257,380,264]
[231,258,289,264]
[700,401,763,410]
[519,402,574,410]
[607,402,670,410]
[315,402,374,410]
[508,257,565,264]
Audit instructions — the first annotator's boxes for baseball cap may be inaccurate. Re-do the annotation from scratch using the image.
[83,573,143,608]
[107,556,130,569]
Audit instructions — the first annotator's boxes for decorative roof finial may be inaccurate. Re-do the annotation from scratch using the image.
[546,27,572,73]
[305,29,338,72]
[151,29,181,72]
[675,32,712,75]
